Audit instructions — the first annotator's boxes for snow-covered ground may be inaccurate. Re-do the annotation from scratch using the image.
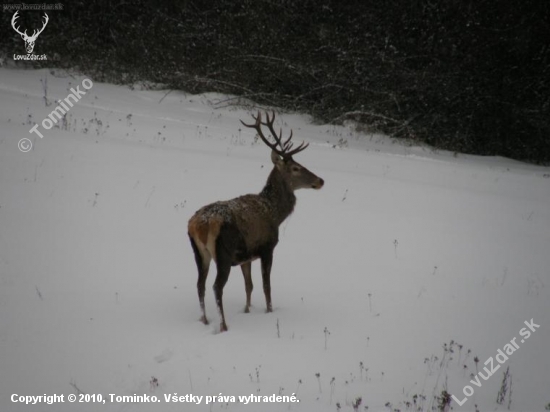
[0,68,548,412]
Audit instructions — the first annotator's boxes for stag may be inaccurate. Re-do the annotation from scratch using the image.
[11,11,49,54]
[188,111,324,332]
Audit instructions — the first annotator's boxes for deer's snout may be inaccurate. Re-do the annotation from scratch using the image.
[312,178,324,189]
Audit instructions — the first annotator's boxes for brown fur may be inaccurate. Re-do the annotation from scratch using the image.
[188,214,223,261]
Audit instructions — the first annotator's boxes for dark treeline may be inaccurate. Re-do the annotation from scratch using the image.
[1,0,549,163]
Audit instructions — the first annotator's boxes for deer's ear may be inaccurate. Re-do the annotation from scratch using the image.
[271,150,284,166]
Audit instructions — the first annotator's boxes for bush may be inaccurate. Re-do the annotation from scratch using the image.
[1,0,548,163]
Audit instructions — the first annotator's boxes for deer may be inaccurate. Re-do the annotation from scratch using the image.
[11,11,49,54]
[188,111,324,332]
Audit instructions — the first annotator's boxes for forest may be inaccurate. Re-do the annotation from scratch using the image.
[1,0,548,163]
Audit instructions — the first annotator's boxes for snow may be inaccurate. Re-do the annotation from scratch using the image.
[0,68,549,412]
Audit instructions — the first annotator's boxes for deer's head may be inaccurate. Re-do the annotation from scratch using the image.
[241,111,324,191]
[12,11,49,54]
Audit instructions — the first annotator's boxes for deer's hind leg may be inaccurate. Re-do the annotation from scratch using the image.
[212,247,232,332]
[189,234,212,325]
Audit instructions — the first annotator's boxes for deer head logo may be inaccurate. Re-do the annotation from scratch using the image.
[11,11,49,54]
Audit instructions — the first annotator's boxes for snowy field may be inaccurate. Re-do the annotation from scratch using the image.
[0,68,549,412]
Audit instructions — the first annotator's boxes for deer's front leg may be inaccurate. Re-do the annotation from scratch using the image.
[240,261,253,313]
[260,252,274,313]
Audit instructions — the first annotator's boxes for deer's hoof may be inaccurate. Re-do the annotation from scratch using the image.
[200,316,209,325]
[220,323,228,332]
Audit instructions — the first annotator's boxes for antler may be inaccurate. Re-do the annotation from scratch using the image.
[32,13,49,39]
[11,11,49,40]
[11,11,27,37]
[240,111,309,158]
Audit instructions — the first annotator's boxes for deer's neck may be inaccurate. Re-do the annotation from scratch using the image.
[260,167,296,225]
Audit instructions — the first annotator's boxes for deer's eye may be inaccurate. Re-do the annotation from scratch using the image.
[292,166,301,172]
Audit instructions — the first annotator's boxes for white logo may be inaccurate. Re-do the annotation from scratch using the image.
[11,11,49,54]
